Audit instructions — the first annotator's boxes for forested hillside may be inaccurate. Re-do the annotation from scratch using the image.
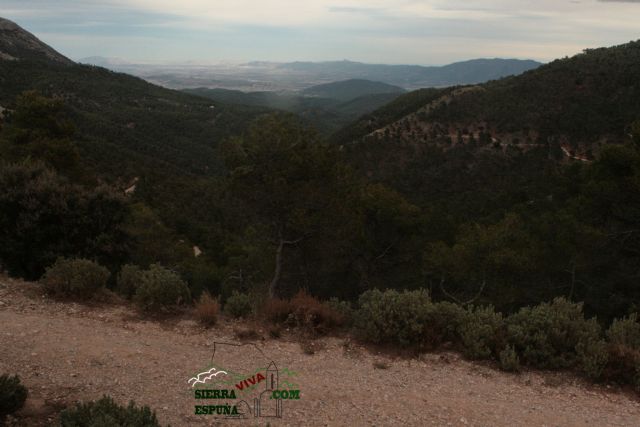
[331,41,640,320]
[0,18,271,287]
[183,80,403,134]
[1,17,640,326]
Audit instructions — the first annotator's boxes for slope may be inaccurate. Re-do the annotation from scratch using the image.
[2,276,640,427]
[335,40,640,151]
[301,79,404,101]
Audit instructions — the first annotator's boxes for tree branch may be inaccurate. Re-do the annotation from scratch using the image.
[439,276,487,306]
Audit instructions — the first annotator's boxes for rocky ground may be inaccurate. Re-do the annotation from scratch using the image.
[1,275,640,426]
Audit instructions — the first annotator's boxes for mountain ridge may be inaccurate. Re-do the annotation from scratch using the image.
[0,17,72,65]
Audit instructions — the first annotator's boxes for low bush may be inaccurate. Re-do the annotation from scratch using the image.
[262,297,293,324]
[591,314,640,387]
[353,289,432,347]
[59,395,161,426]
[505,298,602,370]
[0,374,28,419]
[499,345,521,373]
[577,339,609,380]
[195,292,220,326]
[289,290,345,334]
[262,291,345,334]
[606,313,640,349]
[459,306,504,360]
[224,291,253,318]
[133,264,190,311]
[234,327,260,341]
[116,264,143,299]
[325,298,355,326]
[40,258,110,299]
[425,301,468,347]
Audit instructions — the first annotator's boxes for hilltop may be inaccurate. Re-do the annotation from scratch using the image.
[0,17,71,64]
[334,40,640,151]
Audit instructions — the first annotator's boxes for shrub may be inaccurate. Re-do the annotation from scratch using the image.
[600,344,640,388]
[195,292,220,326]
[59,395,161,426]
[224,291,253,318]
[459,306,504,360]
[592,314,640,386]
[0,161,129,280]
[499,345,521,373]
[505,298,602,370]
[325,298,354,326]
[373,361,390,370]
[354,289,432,347]
[289,290,345,334]
[234,327,260,341]
[262,297,293,324]
[425,301,468,347]
[0,374,28,419]
[268,326,282,339]
[40,258,110,299]
[577,339,609,380]
[606,313,640,349]
[133,264,190,311]
[116,264,143,299]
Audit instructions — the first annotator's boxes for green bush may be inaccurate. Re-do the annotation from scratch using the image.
[59,396,161,427]
[505,298,602,369]
[116,264,144,299]
[606,313,640,349]
[425,302,468,346]
[325,298,354,326]
[0,374,28,419]
[592,314,640,387]
[354,289,432,347]
[133,264,191,311]
[459,306,504,360]
[224,291,253,318]
[40,258,110,299]
[499,345,521,373]
[577,339,609,380]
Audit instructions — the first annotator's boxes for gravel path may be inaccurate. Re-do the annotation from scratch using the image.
[1,276,639,426]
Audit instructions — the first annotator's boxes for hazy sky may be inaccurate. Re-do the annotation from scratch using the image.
[2,0,639,65]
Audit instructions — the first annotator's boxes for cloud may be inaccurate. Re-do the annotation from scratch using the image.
[2,0,639,64]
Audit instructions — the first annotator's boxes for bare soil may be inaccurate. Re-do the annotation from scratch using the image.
[1,276,639,426]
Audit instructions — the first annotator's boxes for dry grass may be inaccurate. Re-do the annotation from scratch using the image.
[262,298,293,324]
[194,292,220,326]
[262,290,345,335]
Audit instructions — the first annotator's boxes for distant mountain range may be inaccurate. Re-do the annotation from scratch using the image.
[79,56,542,92]
[271,59,543,89]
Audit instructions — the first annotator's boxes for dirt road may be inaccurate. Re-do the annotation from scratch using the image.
[1,276,639,426]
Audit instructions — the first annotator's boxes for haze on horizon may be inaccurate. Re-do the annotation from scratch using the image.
[2,0,640,66]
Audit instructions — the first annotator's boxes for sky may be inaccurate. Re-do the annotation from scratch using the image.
[2,0,640,65]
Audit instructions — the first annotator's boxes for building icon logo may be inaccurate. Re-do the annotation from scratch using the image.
[189,342,300,419]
